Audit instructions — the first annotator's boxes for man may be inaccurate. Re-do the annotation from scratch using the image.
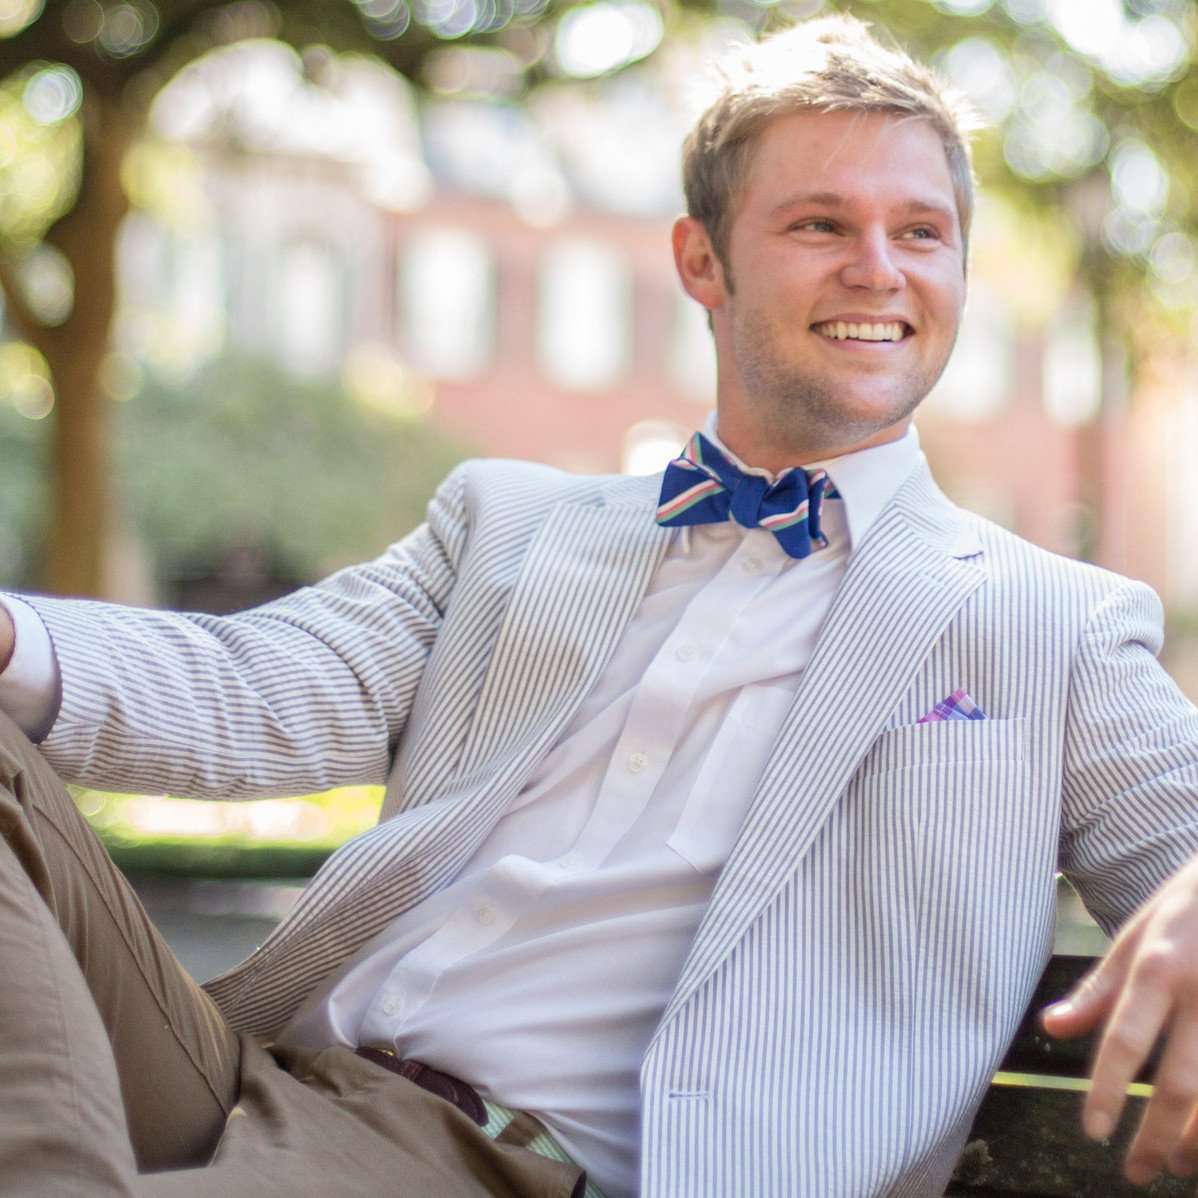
[2,14,1198,1197]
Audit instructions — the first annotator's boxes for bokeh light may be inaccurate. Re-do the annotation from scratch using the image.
[553,1,664,79]
[1149,232,1196,287]
[1110,139,1168,215]
[1173,77,1198,131]
[1000,0,1047,23]
[0,0,43,38]
[939,37,1017,123]
[931,0,994,15]
[19,242,74,324]
[23,65,83,125]
[356,0,411,40]
[1045,0,1186,87]
[0,341,54,420]
[99,1,159,58]
[61,0,103,44]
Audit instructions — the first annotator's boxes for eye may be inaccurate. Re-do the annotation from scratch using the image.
[792,219,838,234]
[900,225,940,241]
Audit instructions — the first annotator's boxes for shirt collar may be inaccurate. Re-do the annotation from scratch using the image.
[701,412,925,552]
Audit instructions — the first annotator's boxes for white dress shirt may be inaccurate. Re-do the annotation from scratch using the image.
[0,427,923,1197]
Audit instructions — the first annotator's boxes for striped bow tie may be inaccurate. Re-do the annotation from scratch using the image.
[655,432,839,559]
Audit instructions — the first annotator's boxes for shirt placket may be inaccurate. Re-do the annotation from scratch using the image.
[361,532,786,1040]
[571,532,786,866]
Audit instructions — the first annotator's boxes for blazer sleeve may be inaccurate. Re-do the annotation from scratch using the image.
[21,464,472,800]
[1059,577,1198,935]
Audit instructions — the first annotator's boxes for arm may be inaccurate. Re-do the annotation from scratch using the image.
[16,464,471,800]
[1048,579,1198,1185]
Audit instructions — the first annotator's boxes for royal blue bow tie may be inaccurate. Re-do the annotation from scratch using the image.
[655,433,839,559]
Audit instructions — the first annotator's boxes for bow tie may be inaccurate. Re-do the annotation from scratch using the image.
[655,433,839,559]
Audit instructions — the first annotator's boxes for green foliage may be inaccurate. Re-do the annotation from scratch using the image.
[117,354,472,581]
[811,0,1198,322]
[0,61,81,248]
[75,783,385,877]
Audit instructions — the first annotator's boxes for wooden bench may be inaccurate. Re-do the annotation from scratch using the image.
[947,954,1187,1197]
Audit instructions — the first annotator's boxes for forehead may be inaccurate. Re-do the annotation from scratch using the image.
[739,109,960,227]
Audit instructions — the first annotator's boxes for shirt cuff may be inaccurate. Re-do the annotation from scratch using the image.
[0,596,62,742]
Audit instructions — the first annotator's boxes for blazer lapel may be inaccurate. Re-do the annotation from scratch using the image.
[661,465,986,1027]
[214,476,674,1033]
[448,472,670,801]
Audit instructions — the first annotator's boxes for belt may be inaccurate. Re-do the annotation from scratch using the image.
[354,1047,603,1198]
[355,1046,487,1125]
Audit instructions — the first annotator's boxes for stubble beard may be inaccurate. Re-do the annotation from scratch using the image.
[733,309,953,461]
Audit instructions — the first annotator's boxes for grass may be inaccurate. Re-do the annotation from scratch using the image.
[73,784,384,879]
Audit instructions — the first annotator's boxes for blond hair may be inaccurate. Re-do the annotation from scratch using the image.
[682,15,981,266]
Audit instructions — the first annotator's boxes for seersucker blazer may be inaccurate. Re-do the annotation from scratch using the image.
[25,456,1198,1198]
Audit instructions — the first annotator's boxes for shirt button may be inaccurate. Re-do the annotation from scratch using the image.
[742,556,763,574]
[628,751,648,774]
[674,642,696,663]
[382,996,402,1017]
[475,905,495,926]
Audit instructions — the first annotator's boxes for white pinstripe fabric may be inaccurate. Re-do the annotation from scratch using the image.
[21,456,1198,1197]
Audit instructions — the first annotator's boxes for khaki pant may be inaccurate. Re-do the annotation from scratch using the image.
[0,710,581,1198]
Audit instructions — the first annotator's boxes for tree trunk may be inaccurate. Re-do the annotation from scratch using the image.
[37,94,133,598]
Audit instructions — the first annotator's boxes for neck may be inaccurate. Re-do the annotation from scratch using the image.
[713,415,911,474]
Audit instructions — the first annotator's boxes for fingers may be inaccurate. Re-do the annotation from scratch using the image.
[1039,860,1198,1184]
[1041,909,1147,1039]
[1041,958,1123,1039]
[1124,1014,1198,1184]
[1081,961,1171,1143]
[1166,1104,1198,1177]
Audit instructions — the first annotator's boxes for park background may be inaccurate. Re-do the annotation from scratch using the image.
[0,0,1195,969]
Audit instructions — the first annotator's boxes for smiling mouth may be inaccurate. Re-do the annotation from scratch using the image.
[811,320,911,343]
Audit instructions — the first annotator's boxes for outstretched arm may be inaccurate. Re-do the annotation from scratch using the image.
[1043,858,1198,1187]
[6,464,471,800]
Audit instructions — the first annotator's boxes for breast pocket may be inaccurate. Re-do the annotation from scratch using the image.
[858,716,1026,778]
[668,684,797,873]
[852,717,1056,975]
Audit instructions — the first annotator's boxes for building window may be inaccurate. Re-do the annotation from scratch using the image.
[924,285,1011,421]
[669,291,717,403]
[1043,294,1101,428]
[398,227,494,379]
[276,239,345,378]
[537,238,629,390]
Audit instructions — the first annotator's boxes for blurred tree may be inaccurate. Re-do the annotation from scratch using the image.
[118,353,470,590]
[0,0,1194,594]
[813,0,1198,562]
[0,0,532,598]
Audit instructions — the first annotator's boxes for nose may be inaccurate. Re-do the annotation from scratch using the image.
[840,229,905,291]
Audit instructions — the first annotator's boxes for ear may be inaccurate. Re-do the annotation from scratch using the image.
[672,216,727,311]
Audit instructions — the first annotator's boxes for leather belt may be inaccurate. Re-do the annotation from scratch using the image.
[355,1046,488,1127]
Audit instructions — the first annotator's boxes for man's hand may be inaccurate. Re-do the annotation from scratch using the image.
[0,602,13,673]
[1042,858,1198,1186]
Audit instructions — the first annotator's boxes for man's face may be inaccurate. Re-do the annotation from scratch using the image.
[679,108,967,469]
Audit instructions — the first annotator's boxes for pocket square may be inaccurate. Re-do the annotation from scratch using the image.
[917,689,986,724]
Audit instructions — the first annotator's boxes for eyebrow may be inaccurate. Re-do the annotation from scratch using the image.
[768,191,957,225]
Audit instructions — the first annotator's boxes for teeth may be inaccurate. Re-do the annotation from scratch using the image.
[815,321,906,342]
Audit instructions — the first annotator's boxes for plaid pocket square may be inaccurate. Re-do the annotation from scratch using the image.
[917,689,987,724]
